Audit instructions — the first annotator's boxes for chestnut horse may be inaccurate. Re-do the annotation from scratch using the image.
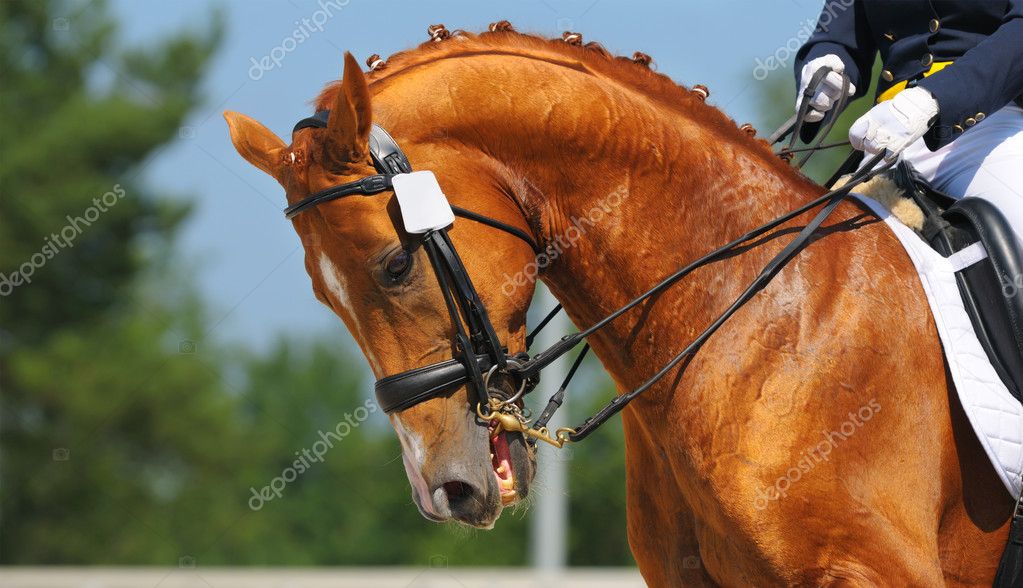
[226,28,1013,586]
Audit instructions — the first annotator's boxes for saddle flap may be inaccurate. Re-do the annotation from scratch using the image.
[935,197,1023,403]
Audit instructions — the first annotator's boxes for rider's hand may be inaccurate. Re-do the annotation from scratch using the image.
[796,54,857,123]
[849,86,939,160]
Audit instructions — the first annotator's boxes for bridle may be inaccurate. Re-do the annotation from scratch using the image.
[285,71,893,449]
[287,111,542,422]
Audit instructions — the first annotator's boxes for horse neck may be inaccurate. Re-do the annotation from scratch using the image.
[535,129,825,389]
[377,54,824,388]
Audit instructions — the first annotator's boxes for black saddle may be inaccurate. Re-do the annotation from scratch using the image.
[890,163,1023,405]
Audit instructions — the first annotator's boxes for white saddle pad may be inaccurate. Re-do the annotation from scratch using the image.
[854,194,1023,498]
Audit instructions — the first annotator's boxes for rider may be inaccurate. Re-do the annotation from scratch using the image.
[793,0,1023,239]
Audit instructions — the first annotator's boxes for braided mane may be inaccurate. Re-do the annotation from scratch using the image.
[313,23,805,181]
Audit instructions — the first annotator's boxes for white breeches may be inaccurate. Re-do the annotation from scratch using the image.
[902,104,1023,241]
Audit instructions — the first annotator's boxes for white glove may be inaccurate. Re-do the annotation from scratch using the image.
[849,86,939,160]
[796,54,857,123]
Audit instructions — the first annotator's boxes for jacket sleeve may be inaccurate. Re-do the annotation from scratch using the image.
[793,0,877,100]
[917,2,1023,150]
[793,1,877,142]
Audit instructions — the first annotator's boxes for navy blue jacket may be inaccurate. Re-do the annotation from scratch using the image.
[794,0,1023,150]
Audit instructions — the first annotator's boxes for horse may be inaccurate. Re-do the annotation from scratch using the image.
[225,25,1014,586]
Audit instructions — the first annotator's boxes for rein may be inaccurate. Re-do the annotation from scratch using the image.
[285,70,889,450]
[509,152,888,444]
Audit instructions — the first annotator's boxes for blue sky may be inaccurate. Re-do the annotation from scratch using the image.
[110,0,825,352]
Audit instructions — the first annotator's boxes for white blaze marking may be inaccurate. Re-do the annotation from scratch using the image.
[391,415,439,517]
[317,253,384,375]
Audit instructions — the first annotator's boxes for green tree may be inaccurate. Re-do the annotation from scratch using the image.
[0,0,231,563]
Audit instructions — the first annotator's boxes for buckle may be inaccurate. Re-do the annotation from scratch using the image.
[359,174,391,193]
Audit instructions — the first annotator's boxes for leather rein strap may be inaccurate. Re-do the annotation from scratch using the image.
[514,152,889,442]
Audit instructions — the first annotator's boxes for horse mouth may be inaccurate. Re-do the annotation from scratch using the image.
[488,424,534,510]
[490,429,518,505]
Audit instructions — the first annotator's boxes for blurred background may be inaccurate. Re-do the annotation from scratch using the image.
[0,0,875,585]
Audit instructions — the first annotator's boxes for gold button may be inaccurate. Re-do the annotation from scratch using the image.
[929,19,940,33]
[881,69,895,82]
[921,53,934,67]
[965,117,977,127]
[975,112,986,121]
[884,31,897,41]
[953,124,964,133]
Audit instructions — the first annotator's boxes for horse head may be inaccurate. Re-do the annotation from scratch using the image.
[225,52,539,528]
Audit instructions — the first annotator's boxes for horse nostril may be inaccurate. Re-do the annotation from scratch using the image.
[433,477,494,526]
[442,481,475,507]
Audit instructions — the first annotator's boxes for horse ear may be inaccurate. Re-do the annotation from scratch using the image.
[224,111,287,181]
[325,52,373,166]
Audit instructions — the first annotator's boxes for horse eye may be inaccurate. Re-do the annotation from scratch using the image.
[384,249,412,280]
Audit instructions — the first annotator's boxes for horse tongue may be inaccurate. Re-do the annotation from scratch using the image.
[490,429,517,505]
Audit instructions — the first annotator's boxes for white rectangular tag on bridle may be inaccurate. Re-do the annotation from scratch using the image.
[392,171,455,234]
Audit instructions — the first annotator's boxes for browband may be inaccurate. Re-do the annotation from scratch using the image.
[284,174,392,219]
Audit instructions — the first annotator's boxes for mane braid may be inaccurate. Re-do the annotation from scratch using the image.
[314,27,818,189]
